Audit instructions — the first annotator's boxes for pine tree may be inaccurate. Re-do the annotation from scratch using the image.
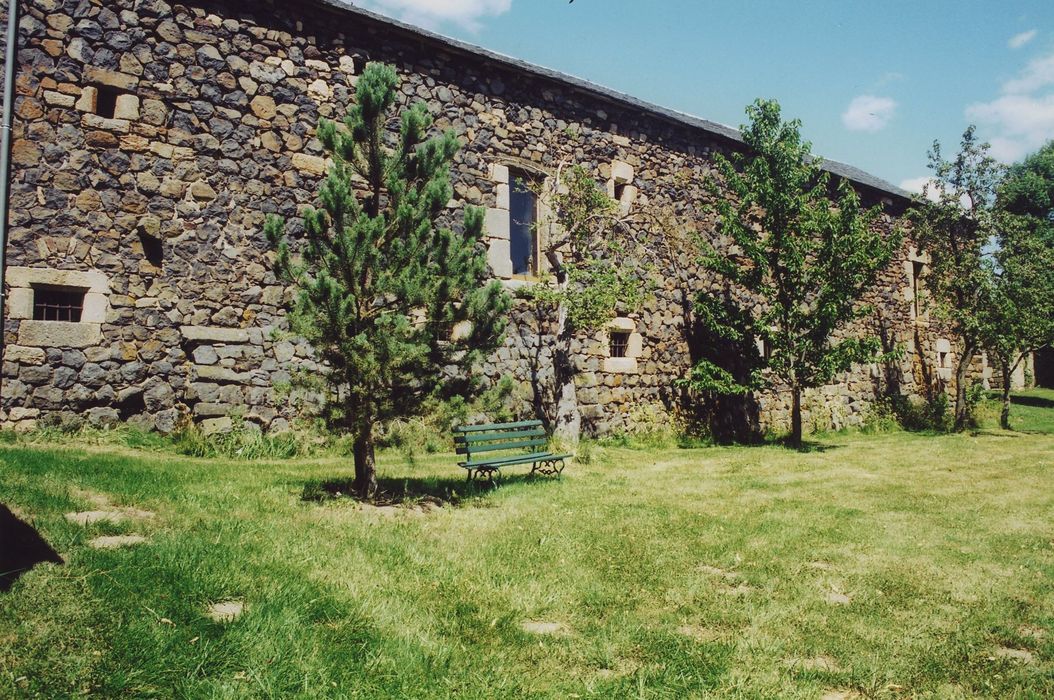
[686,99,899,447]
[265,63,510,498]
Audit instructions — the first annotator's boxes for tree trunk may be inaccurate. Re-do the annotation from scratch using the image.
[1000,363,1013,430]
[790,384,803,448]
[551,300,581,443]
[353,424,378,500]
[952,343,976,432]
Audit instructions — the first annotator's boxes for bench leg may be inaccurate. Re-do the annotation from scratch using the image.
[466,468,474,482]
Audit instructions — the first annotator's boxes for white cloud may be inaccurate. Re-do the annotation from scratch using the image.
[357,0,512,31]
[1008,29,1038,50]
[1002,52,1054,94]
[967,50,1054,162]
[841,95,897,132]
[899,177,942,202]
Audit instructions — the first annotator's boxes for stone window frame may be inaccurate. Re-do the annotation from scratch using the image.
[935,337,953,381]
[598,317,643,373]
[606,160,638,216]
[904,247,930,324]
[7,267,109,349]
[484,161,553,288]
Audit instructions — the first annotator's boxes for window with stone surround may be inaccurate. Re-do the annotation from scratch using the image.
[509,169,538,277]
[911,260,925,318]
[93,85,121,119]
[609,331,630,358]
[32,286,86,322]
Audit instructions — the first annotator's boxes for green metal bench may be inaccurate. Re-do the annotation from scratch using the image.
[454,419,571,482]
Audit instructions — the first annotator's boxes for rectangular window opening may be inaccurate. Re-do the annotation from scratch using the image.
[33,286,86,322]
[609,331,630,358]
[509,169,538,277]
[614,183,628,202]
[94,85,121,119]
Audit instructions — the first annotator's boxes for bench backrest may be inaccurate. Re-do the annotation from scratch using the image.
[454,419,548,459]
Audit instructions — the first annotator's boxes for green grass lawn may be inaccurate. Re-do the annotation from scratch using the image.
[2,391,1054,698]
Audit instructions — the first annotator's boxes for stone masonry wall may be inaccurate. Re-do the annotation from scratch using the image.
[1,0,948,436]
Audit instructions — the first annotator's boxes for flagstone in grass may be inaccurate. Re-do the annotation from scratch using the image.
[205,600,244,623]
[88,535,147,549]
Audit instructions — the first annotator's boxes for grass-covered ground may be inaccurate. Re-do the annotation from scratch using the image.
[2,390,1054,698]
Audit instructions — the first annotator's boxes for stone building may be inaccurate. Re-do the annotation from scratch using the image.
[0,0,977,436]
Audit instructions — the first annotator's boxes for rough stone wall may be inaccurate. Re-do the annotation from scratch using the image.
[1,0,948,436]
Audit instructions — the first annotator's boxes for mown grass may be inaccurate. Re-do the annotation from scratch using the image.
[2,390,1054,698]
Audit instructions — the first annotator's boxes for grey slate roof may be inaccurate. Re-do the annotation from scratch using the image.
[314,0,913,202]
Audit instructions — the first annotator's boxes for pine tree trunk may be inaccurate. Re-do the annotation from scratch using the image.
[353,424,378,501]
[790,384,803,448]
[1000,363,1012,430]
[952,343,975,432]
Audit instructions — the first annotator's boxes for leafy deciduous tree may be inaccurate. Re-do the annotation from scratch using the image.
[686,99,899,447]
[978,143,1054,428]
[265,63,510,498]
[521,162,650,439]
[910,126,1005,431]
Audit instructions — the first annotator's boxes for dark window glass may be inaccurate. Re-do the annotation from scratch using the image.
[33,287,85,322]
[609,331,630,358]
[95,85,120,119]
[509,171,537,276]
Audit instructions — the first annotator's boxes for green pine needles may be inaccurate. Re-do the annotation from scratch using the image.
[686,99,900,446]
[265,63,510,498]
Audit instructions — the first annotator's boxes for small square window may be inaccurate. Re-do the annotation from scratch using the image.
[435,321,453,343]
[609,331,630,358]
[94,85,121,119]
[33,286,86,322]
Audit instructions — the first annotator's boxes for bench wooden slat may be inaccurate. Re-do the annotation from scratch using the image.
[454,419,543,433]
[460,452,572,469]
[455,428,546,444]
[456,438,548,455]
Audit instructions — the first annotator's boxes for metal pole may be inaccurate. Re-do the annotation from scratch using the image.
[0,0,21,393]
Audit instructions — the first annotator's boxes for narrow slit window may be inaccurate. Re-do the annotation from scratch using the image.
[614,183,627,202]
[33,286,86,322]
[609,331,630,358]
[912,260,925,318]
[509,170,537,276]
[95,85,121,119]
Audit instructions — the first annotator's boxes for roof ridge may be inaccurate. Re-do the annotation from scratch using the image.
[313,0,912,201]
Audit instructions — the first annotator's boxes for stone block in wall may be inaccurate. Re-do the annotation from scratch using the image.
[487,238,512,277]
[485,207,510,240]
[195,365,252,384]
[5,345,45,365]
[202,417,233,435]
[83,66,138,90]
[18,321,102,349]
[181,326,251,344]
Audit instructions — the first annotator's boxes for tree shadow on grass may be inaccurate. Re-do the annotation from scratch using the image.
[301,472,556,507]
[0,503,63,592]
[1011,394,1054,410]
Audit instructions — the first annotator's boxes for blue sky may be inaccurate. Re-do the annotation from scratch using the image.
[354,0,1054,194]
